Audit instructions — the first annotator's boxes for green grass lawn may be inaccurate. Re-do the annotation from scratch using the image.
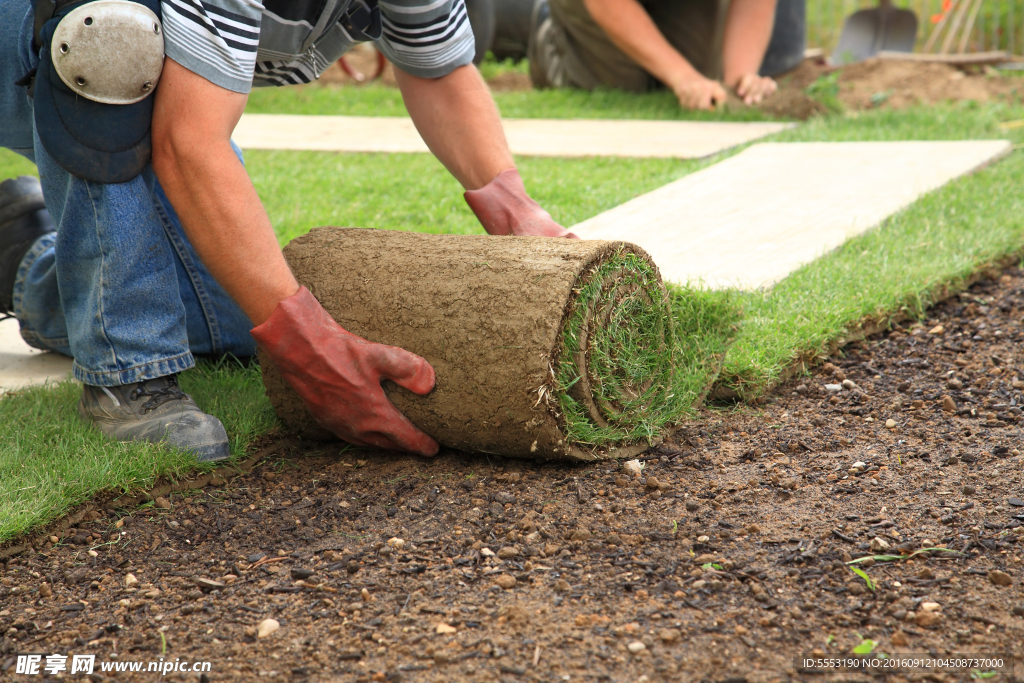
[3,85,1024,544]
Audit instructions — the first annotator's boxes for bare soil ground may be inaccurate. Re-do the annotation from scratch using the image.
[3,259,1024,682]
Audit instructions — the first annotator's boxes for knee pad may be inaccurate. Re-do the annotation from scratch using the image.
[33,0,164,184]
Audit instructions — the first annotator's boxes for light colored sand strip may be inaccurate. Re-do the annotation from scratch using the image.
[233,114,792,159]
[571,140,1011,289]
[0,317,73,393]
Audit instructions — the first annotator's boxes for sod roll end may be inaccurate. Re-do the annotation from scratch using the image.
[261,228,685,460]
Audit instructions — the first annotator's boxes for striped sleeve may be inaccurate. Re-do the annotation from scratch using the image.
[375,0,475,79]
[161,0,263,93]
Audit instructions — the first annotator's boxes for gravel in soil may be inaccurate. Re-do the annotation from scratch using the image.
[3,269,1024,682]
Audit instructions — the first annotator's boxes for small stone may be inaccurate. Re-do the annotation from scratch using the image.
[494,574,516,589]
[920,602,941,612]
[692,580,707,590]
[627,641,646,654]
[657,628,681,643]
[824,384,842,393]
[39,583,52,598]
[885,419,897,429]
[360,588,372,603]
[435,622,457,634]
[124,574,139,588]
[941,395,956,413]
[891,631,910,647]
[1008,498,1024,507]
[1012,605,1024,617]
[257,618,280,639]
[623,460,644,477]
[915,611,942,628]
[497,546,518,560]
[553,579,571,592]
[154,497,172,510]
[195,578,225,591]
[746,523,761,534]
[962,485,976,495]
[48,536,59,544]
[928,325,945,335]
[989,570,1013,587]
[693,553,717,564]
[917,567,934,580]
[645,476,661,491]
[870,537,891,552]
[685,500,699,512]
[144,589,162,599]
[841,379,859,391]
[386,537,405,550]
[480,547,495,557]
[290,568,314,581]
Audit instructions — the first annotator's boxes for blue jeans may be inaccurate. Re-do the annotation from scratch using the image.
[0,0,257,386]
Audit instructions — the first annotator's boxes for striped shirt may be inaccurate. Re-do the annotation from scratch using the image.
[161,0,475,93]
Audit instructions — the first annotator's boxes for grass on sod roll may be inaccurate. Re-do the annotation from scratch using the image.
[3,96,1024,542]
[0,359,276,543]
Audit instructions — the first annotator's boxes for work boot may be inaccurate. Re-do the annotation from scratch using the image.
[78,375,231,462]
[0,176,55,314]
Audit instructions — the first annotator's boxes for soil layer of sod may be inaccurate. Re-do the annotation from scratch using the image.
[262,228,738,460]
[3,266,1023,682]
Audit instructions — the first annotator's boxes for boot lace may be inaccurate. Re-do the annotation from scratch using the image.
[130,376,187,414]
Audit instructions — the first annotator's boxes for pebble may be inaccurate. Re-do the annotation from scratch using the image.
[824,384,842,393]
[928,324,945,335]
[553,579,571,592]
[685,500,700,512]
[915,611,943,628]
[920,602,941,612]
[257,619,280,639]
[891,631,910,647]
[480,547,495,557]
[124,574,138,588]
[497,547,518,560]
[963,485,976,495]
[1008,498,1024,507]
[841,379,859,391]
[645,476,661,491]
[657,628,681,643]
[870,537,891,552]
[1012,605,1024,617]
[290,568,314,581]
[154,497,172,510]
[435,623,457,634]
[195,578,225,591]
[39,583,52,598]
[387,537,405,550]
[494,574,516,589]
[886,419,897,429]
[623,460,644,477]
[48,536,59,544]
[627,641,646,654]
[693,553,717,564]
[989,570,1013,587]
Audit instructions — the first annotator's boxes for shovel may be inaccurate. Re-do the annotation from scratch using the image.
[830,0,918,65]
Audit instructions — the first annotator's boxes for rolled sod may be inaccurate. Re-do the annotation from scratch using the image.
[261,228,735,460]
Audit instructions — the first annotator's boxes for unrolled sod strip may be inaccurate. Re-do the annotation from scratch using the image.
[260,228,725,461]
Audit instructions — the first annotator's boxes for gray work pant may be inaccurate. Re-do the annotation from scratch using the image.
[530,0,726,91]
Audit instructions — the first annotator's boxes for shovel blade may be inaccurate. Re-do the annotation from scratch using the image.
[831,6,918,65]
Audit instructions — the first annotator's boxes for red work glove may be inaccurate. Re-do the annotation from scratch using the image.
[251,287,439,456]
[464,168,579,239]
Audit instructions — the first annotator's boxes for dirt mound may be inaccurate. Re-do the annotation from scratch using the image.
[765,57,1021,119]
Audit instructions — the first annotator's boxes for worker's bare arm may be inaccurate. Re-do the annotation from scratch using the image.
[394,65,513,190]
[583,0,725,110]
[722,0,778,104]
[151,58,299,325]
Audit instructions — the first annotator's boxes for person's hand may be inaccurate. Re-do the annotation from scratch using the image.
[252,287,439,456]
[465,168,578,238]
[670,75,728,110]
[733,73,777,105]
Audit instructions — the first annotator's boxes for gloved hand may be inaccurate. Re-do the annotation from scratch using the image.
[464,168,578,239]
[251,287,439,456]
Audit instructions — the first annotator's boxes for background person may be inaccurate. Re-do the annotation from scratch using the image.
[528,0,780,110]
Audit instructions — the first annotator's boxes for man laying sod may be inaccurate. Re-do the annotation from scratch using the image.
[0,0,573,462]
[528,0,780,110]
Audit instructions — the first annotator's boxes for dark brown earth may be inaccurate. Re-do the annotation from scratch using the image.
[3,268,1024,683]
